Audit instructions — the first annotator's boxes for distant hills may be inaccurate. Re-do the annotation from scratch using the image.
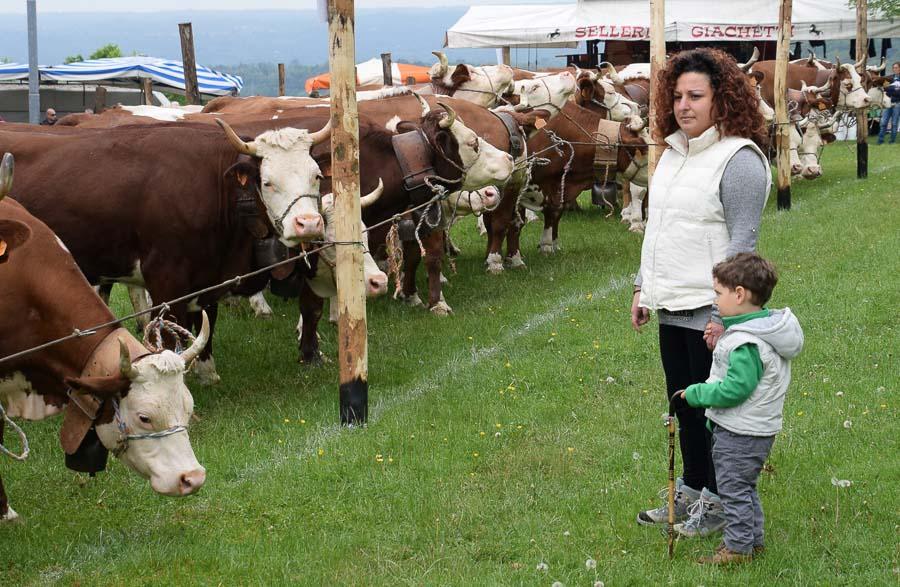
[0,9,553,68]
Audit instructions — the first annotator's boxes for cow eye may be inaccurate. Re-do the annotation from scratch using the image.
[469,140,479,152]
[262,179,272,187]
[138,414,152,425]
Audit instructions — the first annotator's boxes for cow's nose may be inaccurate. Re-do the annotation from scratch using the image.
[367,272,388,296]
[482,187,500,210]
[791,163,803,175]
[293,213,324,240]
[179,468,206,495]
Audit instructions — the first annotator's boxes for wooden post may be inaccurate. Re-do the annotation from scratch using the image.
[178,22,202,105]
[380,52,393,87]
[141,78,153,106]
[327,0,368,425]
[648,0,665,175]
[406,75,416,86]
[856,0,868,179]
[94,85,107,114]
[278,63,286,96]
[501,46,511,66]
[774,0,793,210]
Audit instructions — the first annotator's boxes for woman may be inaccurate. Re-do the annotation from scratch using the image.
[631,48,771,538]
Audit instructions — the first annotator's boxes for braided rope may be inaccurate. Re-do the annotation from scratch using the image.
[0,403,30,461]
[142,314,197,357]
[385,223,404,300]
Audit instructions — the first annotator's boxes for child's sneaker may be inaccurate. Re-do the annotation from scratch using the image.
[636,478,701,526]
[674,487,726,537]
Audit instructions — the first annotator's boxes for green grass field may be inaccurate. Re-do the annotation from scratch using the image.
[2,143,898,586]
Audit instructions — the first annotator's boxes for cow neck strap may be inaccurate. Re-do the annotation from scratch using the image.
[490,110,525,159]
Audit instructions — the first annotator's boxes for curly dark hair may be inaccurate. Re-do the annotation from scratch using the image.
[653,48,768,149]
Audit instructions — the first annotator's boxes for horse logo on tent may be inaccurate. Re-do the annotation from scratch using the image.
[548,28,561,40]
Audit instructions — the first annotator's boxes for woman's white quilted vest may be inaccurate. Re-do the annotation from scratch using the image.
[639,127,770,311]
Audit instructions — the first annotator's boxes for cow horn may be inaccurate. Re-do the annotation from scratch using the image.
[814,78,831,94]
[798,115,810,128]
[216,118,257,156]
[835,55,841,68]
[877,57,886,72]
[807,51,816,66]
[854,57,866,72]
[181,311,210,365]
[737,47,760,72]
[437,101,457,129]
[413,92,431,116]
[599,62,623,84]
[119,339,137,380]
[359,178,383,208]
[309,119,332,146]
[432,51,449,76]
[0,152,13,201]
[818,112,838,129]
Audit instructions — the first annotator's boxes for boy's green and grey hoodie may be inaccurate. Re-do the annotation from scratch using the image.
[685,308,804,436]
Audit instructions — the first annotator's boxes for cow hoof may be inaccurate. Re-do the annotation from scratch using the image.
[476,215,487,235]
[430,301,453,316]
[505,253,527,269]
[628,222,645,233]
[620,210,633,223]
[398,292,424,308]
[299,352,328,365]
[539,242,554,255]
[249,294,274,319]
[1,506,20,523]
[524,209,540,223]
[551,240,561,253]
[191,357,221,386]
[485,253,504,274]
[220,295,242,307]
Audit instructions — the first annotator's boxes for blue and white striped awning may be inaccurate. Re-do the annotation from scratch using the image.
[1,57,242,96]
[0,63,29,82]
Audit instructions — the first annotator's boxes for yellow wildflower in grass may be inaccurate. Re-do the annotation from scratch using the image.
[480,431,486,437]
[283,418,290,423]
[567,447,575,453]
[516,425,523,430]
[797,411,805,416]
[299,419,306,425]
[495,423,502,429]
[388,457,394,464]
[473,452,479,458]
[585,293,593,300]
[317,448,324,457]
[505,361,511,368]
[375,454,384,463]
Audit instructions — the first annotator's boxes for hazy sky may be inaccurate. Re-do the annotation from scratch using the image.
[5,0,569,12]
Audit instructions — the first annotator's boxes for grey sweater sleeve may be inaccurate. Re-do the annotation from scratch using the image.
[634,146,768,290]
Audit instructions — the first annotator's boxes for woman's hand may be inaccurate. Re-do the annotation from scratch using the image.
[631,290,649,331]
[703,321,725,350]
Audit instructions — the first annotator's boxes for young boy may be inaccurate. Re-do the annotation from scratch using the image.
[676,252,803,565]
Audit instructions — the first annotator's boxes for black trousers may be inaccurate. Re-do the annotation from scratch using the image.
[659,323,717,494]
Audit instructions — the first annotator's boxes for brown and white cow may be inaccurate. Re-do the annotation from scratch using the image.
[0,121,329,384]
[429,51,515,108]
[751,57,871,111]
[0,154,207,521]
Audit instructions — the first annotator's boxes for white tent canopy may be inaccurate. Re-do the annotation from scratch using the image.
[446,0,900,48]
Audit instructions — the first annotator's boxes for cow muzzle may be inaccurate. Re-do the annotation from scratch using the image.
[291,213,325,242]
[151,465,206,496]
[801,165,822,179]
[367,272,388,297]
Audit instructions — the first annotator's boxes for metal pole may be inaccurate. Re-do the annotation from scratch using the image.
[178,22,202,105]
[501,46,511,66]
[775,0,793,211]
[328,0,369,425]
[648,0,665,175]
[278,63,286,96]
[26,0,40,125]
[856,0,868,179]
[380,52,393,87]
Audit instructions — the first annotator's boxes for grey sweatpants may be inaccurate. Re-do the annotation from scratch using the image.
[712,425,776,554]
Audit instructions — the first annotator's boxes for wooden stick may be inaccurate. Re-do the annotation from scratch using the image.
[381,52,393,87]
[774,0,793,210]
[178,22,202,105]
[328,0,369,425]
[141,78,153,106]
[648,0,665,176]
[667,414,676,559]
[856,0,868,179]
[278,63,286,97]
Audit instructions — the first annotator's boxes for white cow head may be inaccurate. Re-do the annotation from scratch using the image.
[315,182,388,299]
[749,71,775,124]
[509,72,577,116]
[80,316,210,497]
[421,100,514,191]
[836,60,871,110]
[429,51,514,108]
[445,185,501,216]
[218,119,329,246]
[795,111,836,179]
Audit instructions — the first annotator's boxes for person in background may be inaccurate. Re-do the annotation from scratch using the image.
[631,48,772,538]
[41,108,58,126]
[877,61,900,145]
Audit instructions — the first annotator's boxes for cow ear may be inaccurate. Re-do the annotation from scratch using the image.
[821,133,837,145]
[224,160,259,187]
[64,375,131,398]
[318,158,332,178]
[0,219,32,264]
[510,110,551,133]
[450,64,471,87]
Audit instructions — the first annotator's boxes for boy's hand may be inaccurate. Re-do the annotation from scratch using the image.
[704,321,724,350]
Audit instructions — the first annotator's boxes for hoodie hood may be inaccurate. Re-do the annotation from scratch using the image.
[729,308,804,360]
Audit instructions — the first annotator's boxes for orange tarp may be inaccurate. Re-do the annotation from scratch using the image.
[305,59,431,94]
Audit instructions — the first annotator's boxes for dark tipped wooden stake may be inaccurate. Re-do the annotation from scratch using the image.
[775,0,793,210]
[94,85,107,114]
[278,63,286,96]
[381,52,393,87]
[328,0,369,425]
[178,22,202,105]
[856,0,868,179]
[667,414,676,559]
